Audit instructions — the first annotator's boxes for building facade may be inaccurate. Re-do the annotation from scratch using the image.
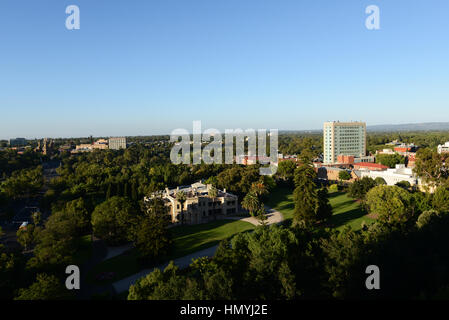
[316,166,358,182]
[144,182,239,225]
[323,121,366,164]
[438,142,449,154]
[360,164,418,186]
[9,138,27,147]
[353,162,388,171]
[109,137,127,150]
[73,139,108,153]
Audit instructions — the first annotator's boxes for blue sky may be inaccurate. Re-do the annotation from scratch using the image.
[0,0,448,139]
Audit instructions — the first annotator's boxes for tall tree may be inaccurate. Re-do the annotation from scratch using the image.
[133,197,172,262]
[131,180,139,201]
[91,196,137,245]
[242,192,261,217]
[365,185,415,225]
[432,186,449,213]
[277,160,297,185]
[293,165,319,225]
[15,274,70,300]
[414,148,449,188]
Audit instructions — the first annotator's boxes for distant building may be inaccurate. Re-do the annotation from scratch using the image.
[335,154,375,165]
[353,162,388,171]
[323,121,366,164]
[361,164,418,186]
[93,139,108,150]
[386,140,402,146]
[278,154,300,163]
[316,166,358,182]
[355,155,376,163]
[377,148,395,155]
[406,153,416,169]
[42,138,55,156]
[109,137,127,150]
[145,182,238,225]
[236,155,273,165]
[438,142,449,154]
[73,139,108,153]
[336,155,355,164]
[9,138,27,147]
[394,143,418,153]
[73,144,94,153]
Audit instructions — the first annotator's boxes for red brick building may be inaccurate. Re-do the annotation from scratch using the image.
[353,162,388,171]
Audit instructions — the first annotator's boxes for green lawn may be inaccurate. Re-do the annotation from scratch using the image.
[327,191,375,230]
[88,219,255,285]
[266,185,375,231]
[170,219,255,257]
[265,185,295,222]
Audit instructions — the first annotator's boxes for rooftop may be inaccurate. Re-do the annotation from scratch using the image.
[354,162,388,169]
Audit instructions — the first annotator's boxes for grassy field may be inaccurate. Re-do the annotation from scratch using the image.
[327,191,375,230]
[170,219,255,257]
[88,219,255,285]
[265,185,295,222]
[266,185,375,230]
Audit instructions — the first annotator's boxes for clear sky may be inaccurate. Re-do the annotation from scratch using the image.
[1,0,448,139]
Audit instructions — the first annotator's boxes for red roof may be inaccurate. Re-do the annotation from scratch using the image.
[354,162,388,169]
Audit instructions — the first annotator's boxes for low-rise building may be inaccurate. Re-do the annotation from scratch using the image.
[72,139,108,153]
[335,154,375,165]
[278,154,301,163]
[438,142,449,154]
[377,148,396,155]
[316,166,358,182]
[236,155,273,165]
[394,143,418,153]
[144,182,238,225]
[93,139,108,150]
[360,164,418,186]
[353,162,389,171]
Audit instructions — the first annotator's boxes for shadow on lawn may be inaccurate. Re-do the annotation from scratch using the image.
[328,191,346,199]
[331,199,356,212]
[328,208,368,228]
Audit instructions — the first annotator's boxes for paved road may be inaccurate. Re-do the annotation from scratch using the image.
[111,207,284,295]
[112,245,219,294]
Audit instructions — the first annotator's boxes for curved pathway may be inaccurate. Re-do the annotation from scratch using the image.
[224,206,283,226]
[112,245,218,294]
[110,207,284,295]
